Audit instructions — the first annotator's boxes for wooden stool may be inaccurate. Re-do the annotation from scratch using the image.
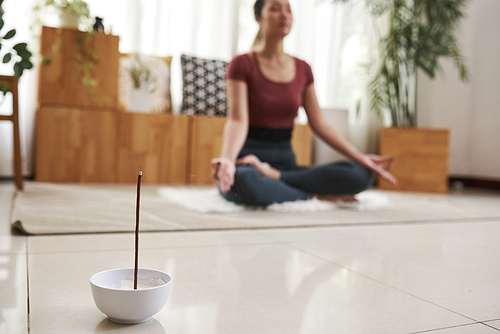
[0,75,23,190]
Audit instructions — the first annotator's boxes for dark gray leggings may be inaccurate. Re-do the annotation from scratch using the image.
[220,138,373,206]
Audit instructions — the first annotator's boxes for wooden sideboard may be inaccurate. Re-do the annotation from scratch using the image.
[34,26,312,185]
[35,107,312,185]
[115,112,190,184]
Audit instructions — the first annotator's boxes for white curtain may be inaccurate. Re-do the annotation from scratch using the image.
[0,0,380,177]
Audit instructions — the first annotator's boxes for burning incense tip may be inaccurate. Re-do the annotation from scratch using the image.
[139,171,142,176]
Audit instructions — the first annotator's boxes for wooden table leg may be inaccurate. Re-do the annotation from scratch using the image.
[12,80,23,190]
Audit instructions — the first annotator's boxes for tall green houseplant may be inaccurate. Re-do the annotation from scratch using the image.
[336,0,469,127]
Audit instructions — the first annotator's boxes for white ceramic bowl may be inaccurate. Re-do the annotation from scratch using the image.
[90,268,172,324]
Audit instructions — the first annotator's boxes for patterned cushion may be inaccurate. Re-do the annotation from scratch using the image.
[180,54,228,116]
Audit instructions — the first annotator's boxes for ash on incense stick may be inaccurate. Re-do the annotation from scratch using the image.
[112,278,166,290]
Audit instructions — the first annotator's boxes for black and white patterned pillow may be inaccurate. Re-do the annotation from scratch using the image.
[180,54,228,116]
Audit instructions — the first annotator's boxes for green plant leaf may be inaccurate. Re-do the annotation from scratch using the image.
[17,49,32,60]
[0,83,10,95]
[21,60,33,70]
[0,18,4,31]
[13,42,27,52]
[2,53,11,63]
[3,28,16,40]
[14,62,23,78]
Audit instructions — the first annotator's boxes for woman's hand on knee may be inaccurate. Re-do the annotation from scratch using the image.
[236,154,261,167]
[211,158,236,194]
[359,154,398,185]
[236,154,281,180]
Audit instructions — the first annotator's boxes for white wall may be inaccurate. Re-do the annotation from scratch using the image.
[416,0,500,179]
[312,109,349,165]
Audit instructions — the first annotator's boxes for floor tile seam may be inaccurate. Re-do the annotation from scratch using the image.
[26,240,283,256]
[0,251,28,256]
[252,229,426,243]
[338,216,500,227]
[281,241,481,324]
[26,240,31,334]
[240,216,500,236]
[482,318,500,323]
[480,322,500,331]
[225,216,500,231]
[407,322,487,333]
[1,233,28,256]
[251,217,500,244]
[273,234,500,248]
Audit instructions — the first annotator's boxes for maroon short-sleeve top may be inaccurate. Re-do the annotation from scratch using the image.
[225,53,314,129]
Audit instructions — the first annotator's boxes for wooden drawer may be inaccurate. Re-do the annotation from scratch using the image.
[115,112,189,184]
[35,107,117,182]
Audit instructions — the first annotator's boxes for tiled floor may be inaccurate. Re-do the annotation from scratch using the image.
[1,182,499,333]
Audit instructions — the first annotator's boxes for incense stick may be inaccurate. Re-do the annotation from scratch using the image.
[134,171,142,290]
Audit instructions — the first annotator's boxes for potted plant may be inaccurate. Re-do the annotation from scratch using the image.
[33,0,91,30]
[335,0,469,192]
[33,0,103,99]
[0,0,33,190]
[0,0,33,89]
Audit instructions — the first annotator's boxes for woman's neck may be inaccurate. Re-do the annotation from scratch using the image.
[257,36,286,61]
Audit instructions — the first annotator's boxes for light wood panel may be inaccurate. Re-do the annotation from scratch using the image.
[378,127,450,193]
[35,110,313,185]
[188,119,313,185]
[188,116,226,185]
[115,112,189,184]
[35,107,117,182]
[38,26,119,109]
[291,123,313,166]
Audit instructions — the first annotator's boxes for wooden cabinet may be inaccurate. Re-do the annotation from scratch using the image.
[35,109,312,184]
[187,117,313,185]
[291,123,313,166]
[38,26,120,110]
[378,127,450,193]
[35,107,117,183]
[188,116,226,185]
[34,26,312,185]
[116,112,189,184]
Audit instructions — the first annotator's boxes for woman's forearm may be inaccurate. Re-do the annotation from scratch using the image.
[220,118,248,162]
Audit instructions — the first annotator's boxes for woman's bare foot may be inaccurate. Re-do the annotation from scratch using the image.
[236,154,281,180]
[315,194,358,203]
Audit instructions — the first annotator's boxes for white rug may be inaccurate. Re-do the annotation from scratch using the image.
[157,187,390,213]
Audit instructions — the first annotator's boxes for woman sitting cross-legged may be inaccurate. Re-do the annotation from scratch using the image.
[211,0,397,207]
